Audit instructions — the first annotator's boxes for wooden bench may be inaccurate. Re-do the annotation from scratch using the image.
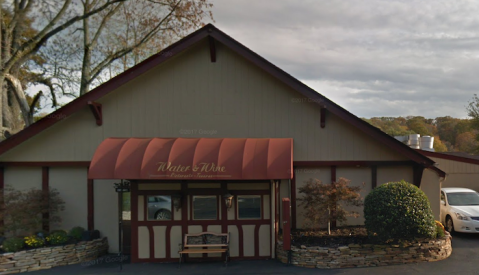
[178,232,230,268]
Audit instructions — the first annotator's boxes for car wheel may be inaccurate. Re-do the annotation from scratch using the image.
[155,210,171,220]
[445,216,454,233]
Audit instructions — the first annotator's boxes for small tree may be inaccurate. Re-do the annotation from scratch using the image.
[298,177,363,233]
[0,185,65,236]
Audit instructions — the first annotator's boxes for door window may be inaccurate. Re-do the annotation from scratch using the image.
[147,196,172,220]
[237,195,262,219]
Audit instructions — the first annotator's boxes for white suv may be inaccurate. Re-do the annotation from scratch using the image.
[441,188,479,233]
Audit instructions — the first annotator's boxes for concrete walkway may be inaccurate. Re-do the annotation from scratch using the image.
[31,233,479,275]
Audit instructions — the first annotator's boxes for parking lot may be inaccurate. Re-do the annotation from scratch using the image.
[33,232,479,275]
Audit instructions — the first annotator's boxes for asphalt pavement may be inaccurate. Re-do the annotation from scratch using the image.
[31,233,479,275]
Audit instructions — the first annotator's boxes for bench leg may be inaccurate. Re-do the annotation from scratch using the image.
[224,250,229,267]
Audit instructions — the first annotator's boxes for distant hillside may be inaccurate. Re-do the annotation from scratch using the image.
[361,116,478,154]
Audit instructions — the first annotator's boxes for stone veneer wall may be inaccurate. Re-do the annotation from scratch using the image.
[0,237,108,274]
[277,234,452,269]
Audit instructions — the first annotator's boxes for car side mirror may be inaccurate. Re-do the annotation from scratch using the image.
[441,200,446,206]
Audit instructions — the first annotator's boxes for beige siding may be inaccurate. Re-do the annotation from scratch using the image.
[294,165,416,229]
[295,167,330,229]
[227,225,240,257]
[420,169,441,220]
[442,174,479,192]
[431,157,479,174]
[336,167,372,226]
[429,157,479,192]
[0,39,407,163]
[138,226,149,259]
[377,166,413,186]
[242,225,255,257]
[170,226,182,258]
[4,167,42,191]
[49,167,88,230]
[153,226,167,258]
[259,225,271,256]
[94,179,118,253]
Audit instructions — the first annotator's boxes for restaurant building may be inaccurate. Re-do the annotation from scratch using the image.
[0,24,444,263]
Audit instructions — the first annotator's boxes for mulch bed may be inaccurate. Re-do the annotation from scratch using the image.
[291,226,371,247]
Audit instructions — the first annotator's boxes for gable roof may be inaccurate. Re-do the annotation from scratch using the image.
[0,24,437,168]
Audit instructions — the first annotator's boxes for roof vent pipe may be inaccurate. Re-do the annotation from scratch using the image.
[408,134,420,149]
[420,136,434,151]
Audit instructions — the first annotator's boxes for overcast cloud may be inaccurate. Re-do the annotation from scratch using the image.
[208,0,479,118]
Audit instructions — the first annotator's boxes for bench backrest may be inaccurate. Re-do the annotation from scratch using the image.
[184,232,229,247]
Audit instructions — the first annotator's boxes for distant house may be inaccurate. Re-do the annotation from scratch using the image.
[0,24,445,263]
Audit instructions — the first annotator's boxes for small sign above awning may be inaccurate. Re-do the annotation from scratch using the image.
[88,138,293,180]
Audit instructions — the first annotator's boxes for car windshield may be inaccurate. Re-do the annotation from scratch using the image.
[447,192,479,206]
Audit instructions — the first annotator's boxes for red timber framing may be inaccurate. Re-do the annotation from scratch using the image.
[371,166,378,189]
[320,107,326,128]
[130,181,273,263]
[87,101,103,126]
[274,180,279,246]
[330,166,337,228]
[209,36,216,63]
[291,171,296,230]
[0,162,90,167]
[130,182,139,262]
[87,179,94,231]
[42,167,49,232]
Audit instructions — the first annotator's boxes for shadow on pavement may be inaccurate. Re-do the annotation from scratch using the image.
[29,234,479,275]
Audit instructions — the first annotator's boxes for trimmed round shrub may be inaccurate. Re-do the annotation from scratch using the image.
[3,237,25,252]
[47,230,69,245]
[364,180,436,242]
[69,226,85,241]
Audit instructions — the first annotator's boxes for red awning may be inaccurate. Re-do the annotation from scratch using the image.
[88,138,293,180]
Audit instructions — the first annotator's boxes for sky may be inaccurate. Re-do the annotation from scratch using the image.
[208,0,479,119]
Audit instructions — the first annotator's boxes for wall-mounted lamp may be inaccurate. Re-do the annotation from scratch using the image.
[223,193,234,210]
[172,194,182,211]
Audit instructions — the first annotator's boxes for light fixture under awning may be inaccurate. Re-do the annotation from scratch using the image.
[88,138,293,180]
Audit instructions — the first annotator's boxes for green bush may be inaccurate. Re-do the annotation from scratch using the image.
[49,229,67,235]
[47,230,69,245]
[3,237,24,252]
[364,180,436,242]
[69,226,85,241]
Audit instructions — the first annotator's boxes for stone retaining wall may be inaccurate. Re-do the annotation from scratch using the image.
[0,237,108,274]
[277,234,452,269]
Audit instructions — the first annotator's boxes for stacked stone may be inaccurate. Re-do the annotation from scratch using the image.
[276,233,452,269]
[0,237,108,275]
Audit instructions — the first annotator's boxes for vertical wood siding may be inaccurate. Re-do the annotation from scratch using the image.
[0,39,406,162]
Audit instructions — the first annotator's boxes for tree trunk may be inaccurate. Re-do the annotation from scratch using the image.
[5,74,32,126]
[79,1,92,96]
